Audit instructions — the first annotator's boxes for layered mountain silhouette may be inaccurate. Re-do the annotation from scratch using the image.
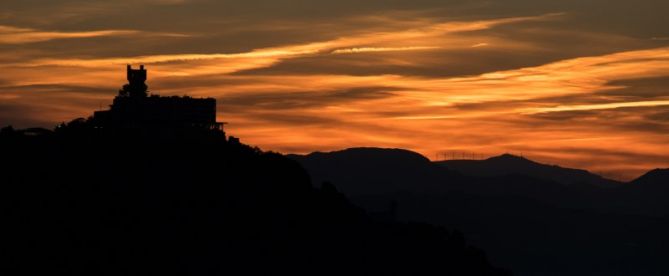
[1,67,510,276]
[288,148,457,195]
[4,66,668,276]
[290,149,593,207]
[290,148,669,276]
[1,121,514,276]
[437,154,622,188]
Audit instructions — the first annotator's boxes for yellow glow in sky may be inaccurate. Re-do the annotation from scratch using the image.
[1,5,668,180]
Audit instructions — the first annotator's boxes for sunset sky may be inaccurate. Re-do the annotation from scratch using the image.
[1,0,669,180]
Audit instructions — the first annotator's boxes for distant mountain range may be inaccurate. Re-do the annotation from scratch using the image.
[2,129,511,276]
[289,148,669,276]
[290,148,664,200]
[289,148,455,195]
[436,154,622,188]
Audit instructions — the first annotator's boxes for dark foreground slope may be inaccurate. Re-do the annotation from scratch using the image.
[291,148,669,276]
[1,124,509,276]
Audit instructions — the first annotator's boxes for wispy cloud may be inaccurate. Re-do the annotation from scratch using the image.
[331,46,440,54]
[0,25,138,44]
[471,43,489,48]
[1,8,668,180]
[0,25,188,44]
[522,100,669,114]
[9,13,556,78]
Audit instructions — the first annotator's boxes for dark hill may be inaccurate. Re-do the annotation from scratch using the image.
[290,149,590,207]
[288,147,459,195]
[1,124,509,276]
[608,168,669,216]
[632,168,669,187]
[437,154,622,188]
[290,147,669,276]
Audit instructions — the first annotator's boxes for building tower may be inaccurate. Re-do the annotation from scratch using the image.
[92,65,225,132]
[120,65,148,98]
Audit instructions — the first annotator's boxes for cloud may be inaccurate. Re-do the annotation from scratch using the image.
[0,25,139,44]
[522,101,669,114]
[331,46,440,54]
[0,25,190,44]
[1,3,669,180]
[601,76,669,98]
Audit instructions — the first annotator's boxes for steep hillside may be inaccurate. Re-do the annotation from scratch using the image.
[1,126,509,276]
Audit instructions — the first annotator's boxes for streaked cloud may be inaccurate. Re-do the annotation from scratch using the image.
[1,1,669,180]
[0,25,139,44]
[331,46,440,54]
[523,101,669,114]
[0,25,190,44]
[471,43,489,48]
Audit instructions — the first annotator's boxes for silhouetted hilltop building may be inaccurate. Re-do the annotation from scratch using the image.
[92,65,224,132]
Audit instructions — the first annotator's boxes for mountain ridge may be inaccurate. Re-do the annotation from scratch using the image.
[2,126,511,276]
[288,147,456,195]
[292,147,631,187]
[288,147,669,276]
[632,168,669,185]
[436,153,623,188]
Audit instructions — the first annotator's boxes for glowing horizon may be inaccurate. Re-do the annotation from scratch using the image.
[1,1,669,180]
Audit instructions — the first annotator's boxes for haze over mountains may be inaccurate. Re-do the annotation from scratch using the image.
[290,148,669,276]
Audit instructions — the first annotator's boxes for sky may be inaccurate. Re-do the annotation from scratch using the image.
[1,0,669,180]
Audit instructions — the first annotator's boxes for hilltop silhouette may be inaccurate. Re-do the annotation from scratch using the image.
[1,67,510,276]
[611,169,669,217]
[290,147,669,276]
[631,168,669,187]
[288,148,457,195]
[91,65,225,133]
[4,65,668,276]
[437,154,622,188]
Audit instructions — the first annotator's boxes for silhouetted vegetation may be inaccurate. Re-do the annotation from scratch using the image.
[1,123,509,276]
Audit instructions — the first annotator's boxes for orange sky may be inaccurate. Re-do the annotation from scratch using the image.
[1,1,669,180]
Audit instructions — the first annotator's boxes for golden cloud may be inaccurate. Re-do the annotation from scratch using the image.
[2,12,669,180]
[0,25,139,44]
